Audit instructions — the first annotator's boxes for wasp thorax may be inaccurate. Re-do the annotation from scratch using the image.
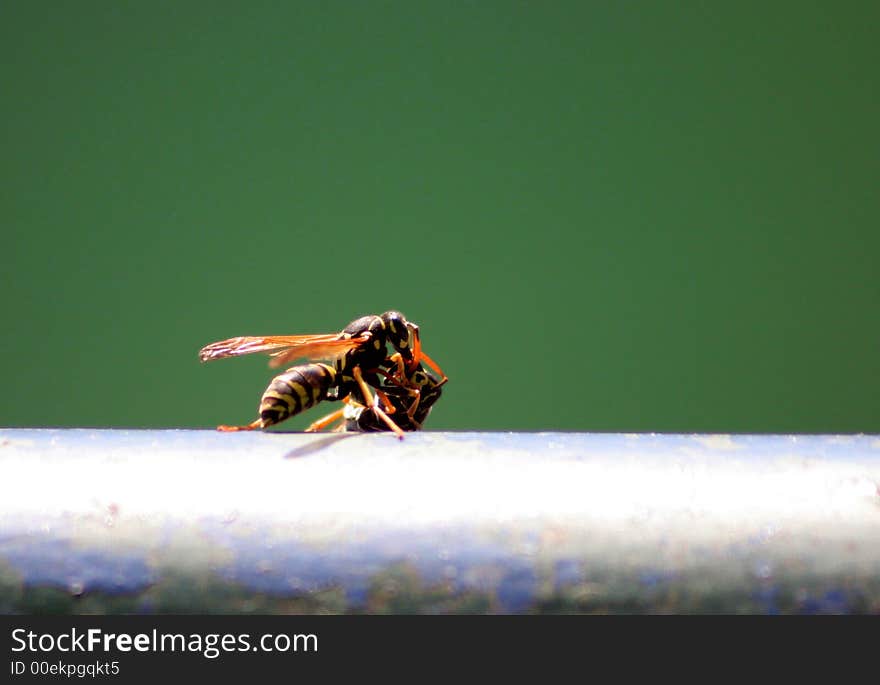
[342,315,381,337]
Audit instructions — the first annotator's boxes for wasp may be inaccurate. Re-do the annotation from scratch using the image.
[198,311,446,438]
[304,329,448,434]
[344,361,446,432]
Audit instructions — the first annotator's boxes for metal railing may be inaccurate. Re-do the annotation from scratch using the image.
[2,429,879,613]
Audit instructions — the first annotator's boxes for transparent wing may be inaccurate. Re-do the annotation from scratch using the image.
[198,333,369,367]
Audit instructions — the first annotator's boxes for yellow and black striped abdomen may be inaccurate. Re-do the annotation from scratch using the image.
[258,363,337,428]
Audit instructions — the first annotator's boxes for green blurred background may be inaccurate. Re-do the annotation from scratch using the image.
[2,2,878,433]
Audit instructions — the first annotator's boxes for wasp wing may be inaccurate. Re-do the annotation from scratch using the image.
[266,336,370,368]
[199,333,367,366]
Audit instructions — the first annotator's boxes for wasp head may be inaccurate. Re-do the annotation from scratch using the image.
[381,310,414,360]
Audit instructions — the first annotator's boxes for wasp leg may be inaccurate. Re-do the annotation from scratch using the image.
[405,391,423,420]
[217,419,262,432]
[353,366,405,439]
[305,406,347,432]
[356,367,400,410]
[375,388,397,415]
[376,367,417,394]
[375,359,420,401]
[389,352,407,378]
